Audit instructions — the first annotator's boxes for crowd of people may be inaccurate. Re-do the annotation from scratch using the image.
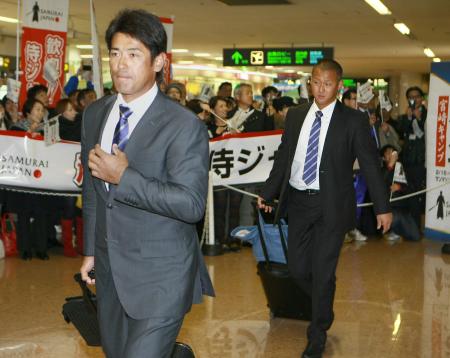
[0,73,427,259]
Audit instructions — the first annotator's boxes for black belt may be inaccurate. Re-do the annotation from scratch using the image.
[291,187,320,195]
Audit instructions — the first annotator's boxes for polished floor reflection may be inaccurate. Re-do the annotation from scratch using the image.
[0,238,448,357]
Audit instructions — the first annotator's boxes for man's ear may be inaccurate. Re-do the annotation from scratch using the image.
[154,53,166,72]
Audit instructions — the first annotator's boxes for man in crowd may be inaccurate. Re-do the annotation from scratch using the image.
[341,88,357,109]
[228,83,265,133]
[217,81,232,98]
[272,96,295,129]
[258,59,391,358]
[397,86,427,231]
[77,88,97,112]
[79,9,214,357]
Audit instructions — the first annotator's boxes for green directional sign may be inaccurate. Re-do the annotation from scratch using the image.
[223,47,333,67]
[231,50,243,65]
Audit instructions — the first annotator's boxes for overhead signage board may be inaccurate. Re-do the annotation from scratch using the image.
[223,47,334,67]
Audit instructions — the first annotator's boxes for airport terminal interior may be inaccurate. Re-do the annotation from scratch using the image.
[0,0,449,357]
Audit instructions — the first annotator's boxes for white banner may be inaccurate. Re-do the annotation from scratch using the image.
[425,62,450,241]
[22,0,69,32]
[209,130,282,186]
[0,131,82,194]
[0,130,282,193]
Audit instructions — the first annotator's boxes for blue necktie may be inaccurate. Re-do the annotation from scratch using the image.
[112,104,132,152]
[302,110,323,185]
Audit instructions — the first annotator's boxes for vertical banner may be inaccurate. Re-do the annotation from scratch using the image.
[90,0,103,98]
[160,17,174,85]
[19,0,69,109]
[425,62,450,241]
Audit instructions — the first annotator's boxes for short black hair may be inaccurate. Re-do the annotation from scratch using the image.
[380,144,399,157]
[27,84,48,100]
[313,59,343,81]
[105,9,167,82]
[209,96,228,110]
[342,88,357,101]
[261,86,278,98]
[186,99,206,115]
[218,82,232,91]
[406,86,424,98]
[77,88,96,106]
[22,98,44,116]
[273,96,295,112]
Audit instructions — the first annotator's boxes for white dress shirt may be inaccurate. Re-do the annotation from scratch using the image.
[289,100,336,190]
[100,82,158,189]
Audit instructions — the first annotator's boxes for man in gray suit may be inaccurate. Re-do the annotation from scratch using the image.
[79,9,214,358]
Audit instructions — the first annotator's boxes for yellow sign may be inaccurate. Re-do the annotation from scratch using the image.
[250,51,264,65]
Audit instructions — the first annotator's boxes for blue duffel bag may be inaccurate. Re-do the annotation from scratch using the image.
[231,211,288,264]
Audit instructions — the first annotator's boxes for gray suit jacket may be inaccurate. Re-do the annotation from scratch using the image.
[81,90,215,320]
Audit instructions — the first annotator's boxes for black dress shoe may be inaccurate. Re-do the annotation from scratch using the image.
[228,240,241,252]
[221,244,231,253]
[36,252,50,260]
[20,251,32,260]
[301,341,325,358]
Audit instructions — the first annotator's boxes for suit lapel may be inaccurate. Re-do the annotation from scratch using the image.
[319,100,344,169]
[92,95,116,201]
[122,90,167,160]
[106,91,168,202]
[288,103,312,165]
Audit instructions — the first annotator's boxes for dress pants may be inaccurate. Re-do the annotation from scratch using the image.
[95,245,184,358]
[287,186,345,344]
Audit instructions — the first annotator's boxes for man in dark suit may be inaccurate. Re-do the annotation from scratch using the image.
[79,9,214,358]
[258,59,392,358]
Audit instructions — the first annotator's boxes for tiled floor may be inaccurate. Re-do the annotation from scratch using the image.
[0,238,448,357]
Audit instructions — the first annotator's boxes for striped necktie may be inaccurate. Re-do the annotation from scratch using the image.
[302,110,323,185]
[112,104,133,152]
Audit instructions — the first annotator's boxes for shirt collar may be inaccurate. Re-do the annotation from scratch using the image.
[312,99,336,120]
[117,82,158,111]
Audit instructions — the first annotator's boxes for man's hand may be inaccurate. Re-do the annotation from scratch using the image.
[377,212,393,234]
[413,107,422,120]
[88,144,128,184]
[80,256,95,285]
[257,196,273,213]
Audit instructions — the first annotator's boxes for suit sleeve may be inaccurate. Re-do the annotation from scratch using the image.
[81,107,97,256]
[114,117,209,224]
[353,112,391,215]
[261,108,293,201]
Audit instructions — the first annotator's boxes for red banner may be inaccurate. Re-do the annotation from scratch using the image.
[19,27,67,110]
[435,96,449,167]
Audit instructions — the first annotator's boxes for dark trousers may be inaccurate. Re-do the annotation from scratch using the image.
[95,245,184,358]
[287,186,344,344]
[17,211,47,254]
[403,164,426,230]
[214,189,243,244]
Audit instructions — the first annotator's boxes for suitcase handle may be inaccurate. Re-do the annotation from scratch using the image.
[256,210,289,270]
[74,273,97,313]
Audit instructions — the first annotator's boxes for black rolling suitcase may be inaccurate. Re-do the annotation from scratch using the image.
[62,273,101,346]
[62,273,196,357]
[255,210,312,320]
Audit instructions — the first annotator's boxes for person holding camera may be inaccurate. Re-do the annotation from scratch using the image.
[397,86,427,231]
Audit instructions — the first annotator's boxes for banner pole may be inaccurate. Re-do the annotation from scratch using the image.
[16,0,21,82]
[202,171,223,256]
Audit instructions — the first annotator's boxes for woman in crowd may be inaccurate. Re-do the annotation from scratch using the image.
[8,99,49,260]
[56,98,83,257]
[165,83,183,103]
[2,95,19,129]
[207,96,241,252]
[207,96,229,138]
